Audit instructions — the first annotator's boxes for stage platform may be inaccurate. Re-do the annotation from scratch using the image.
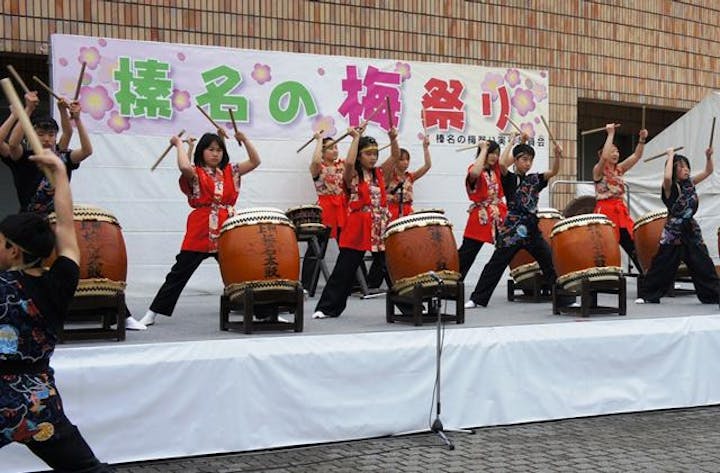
[4,276,720,472]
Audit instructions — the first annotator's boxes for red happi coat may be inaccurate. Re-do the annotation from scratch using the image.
[339,168,390,252]
[463,162,507,243]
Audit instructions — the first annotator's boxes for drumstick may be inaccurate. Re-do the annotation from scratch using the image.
[385,95,393,129]
[228,108,239,134]
[323,103,385,150]
[643,146,684,163]
[641,105,646,130]
[32,76,63,101]
[6,65,30,94]
[378,143,392,152]
[421,108,427,136]
[505,115,522,134]
[456,142,482,152]
[151,129,186,171]
[540,115,559,147]
[1,78,53,183]
[296,129,325,153]
[710,117,716,148]
[73,62,86,101]
[580,124,620,136]
[196,104,223,130]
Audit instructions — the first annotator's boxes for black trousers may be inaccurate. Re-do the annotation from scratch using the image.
[366,251,390,289]
[640,242,720,303]
[24,414,112,472]
[315,248,366,317]
[469,234,558,306]
[619,228,642,273]
[150,250,217,316]
[457,237,485,280]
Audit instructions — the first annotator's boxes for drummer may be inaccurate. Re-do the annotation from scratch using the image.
[301,132,348,289]
[636,148,719,304]
[137,128,262,327]
[465,139,574,308]
[312,125,397,319]
[382,135,432,221]
[593,123,648,272]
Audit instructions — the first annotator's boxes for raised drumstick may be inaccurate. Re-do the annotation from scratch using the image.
[641,105,646,130]
[73,62,87,101]
[456,142,483,152]
[6,65,30,94]
[196,104,222,130]
[710,117,716,148]
[228,108,239,134]
[323,103,385,150]
[296,129,325,153]
[580,124,621,136]
[421,109,428,136]
[385,96,393,129]
[540,115,559,147]
[644,146,684,163]
[32,76,63,101]
[151,130,186,171]
[1,78,52,183]
[505,115,523,134]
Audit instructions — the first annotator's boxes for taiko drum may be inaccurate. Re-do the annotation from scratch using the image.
[382,212,459,285]
[46,205,127,282]
[632,209,667,274]
[286,204,324,234]
[550,213,622,290]
[218,207,299,286]
[508,208,563,284]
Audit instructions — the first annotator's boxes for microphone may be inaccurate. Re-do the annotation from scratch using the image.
[427,270,443,284]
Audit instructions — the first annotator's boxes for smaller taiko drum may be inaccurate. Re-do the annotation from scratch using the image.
[286,204,325,234]
[550,213,622,290]
[633,209,667,274]
[47,205,128,283]
[383,212,460,295]
[509,208,563,284]
[219,208,300,295]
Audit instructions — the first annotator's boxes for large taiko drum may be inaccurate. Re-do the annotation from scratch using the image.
[383,212,460,295]
[286,204,325,234]
[633,209,667,274]
[509,208,563,284]
[550,213,622,290]
[218,208,300,295]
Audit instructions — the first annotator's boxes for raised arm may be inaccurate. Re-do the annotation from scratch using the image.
[29,149,79,264]
[309,132,324,178]
[499,132,519,173]
[412,135,432,181]
[379,127,400,178]
[468,141,489,181]
[662,147,675,199]
[68,101,93,163]
[592,123,618,181]
[617,128,648,173]
[8,91,39,160]
[57,98,73,151]
[0,109,18,158]
[233,130,261,175]
[692,147,714,185]
[172,135,196,181]
[543,141,563,180]
[343,126,363,187]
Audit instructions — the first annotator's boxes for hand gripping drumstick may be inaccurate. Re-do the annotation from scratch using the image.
[644,146,684,163]
[151,130,186,171]
[296,129,325,154]
[580,124,620,136]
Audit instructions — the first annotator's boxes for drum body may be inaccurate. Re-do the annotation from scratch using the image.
[47,205,128,282]
[218,208,300,286]
[550,213,621,290]
[383,213,459,294]
[633,210,667,274]
[508,208,562,284]
[286,205,324,234]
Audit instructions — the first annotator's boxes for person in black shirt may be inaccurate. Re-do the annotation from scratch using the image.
[0,149,111,472]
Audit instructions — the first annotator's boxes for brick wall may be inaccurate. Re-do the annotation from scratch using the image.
[2,0,719,187]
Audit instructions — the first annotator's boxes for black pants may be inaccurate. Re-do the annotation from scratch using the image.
[640,242,720,303]
[150,250,217,316]
[24,414,112,472]
[366,252,390,289]
[619,228,642,273]
[457,237,485,280]
[469,234,558,306]
[315,248,367,317]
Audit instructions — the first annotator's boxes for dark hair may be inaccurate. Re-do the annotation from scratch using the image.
[355,136,378,183]
[476,140,500,158]
[672,154,691,182]
[322,137,334,146]
[399,148,410,160]
[0,213,55,265]
[193,133,230,169]
[513,143,536,159]
[31,115,59,133]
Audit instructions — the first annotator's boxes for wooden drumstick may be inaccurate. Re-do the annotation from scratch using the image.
[641,105,646,130]
[540,115,559,147]
[456,142,482,152]
[580,124,620,136]
[378,143,392,152]
[228,108,239,134]
[73,62,86,101]
[643,146,684,163]
[710,117,716,148]
[6,65,30,94]
[196,104,223,130]
[1,78,53,183]
[323,103,385,150]
[385,95,393,130]
[32,76,63,101]
[421,108,428,136]
[151,129,186,171]
[296,129,325,154]
[505,115,523,134]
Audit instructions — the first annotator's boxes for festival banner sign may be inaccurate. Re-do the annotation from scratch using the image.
[50,34,550,151]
